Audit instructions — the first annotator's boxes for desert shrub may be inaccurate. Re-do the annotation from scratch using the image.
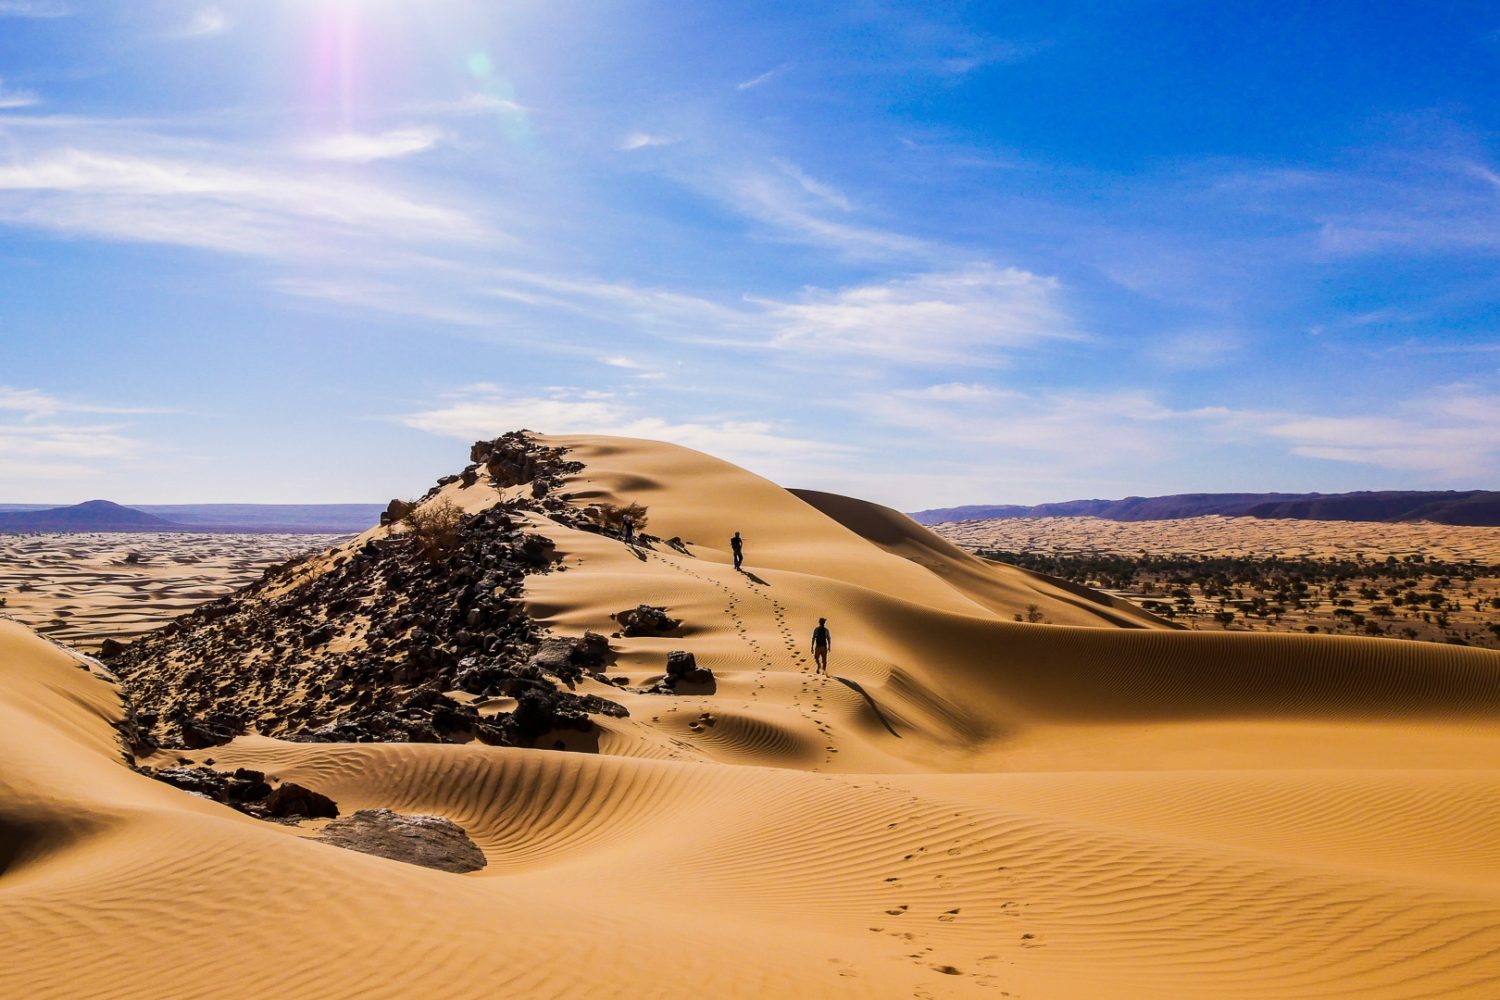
[592,501,649,534]
[401,497,465,558]
[1013,603,1049,624]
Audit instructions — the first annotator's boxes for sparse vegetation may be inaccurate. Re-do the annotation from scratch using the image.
[590,501,649,535]
[402,498,466,558]
[976,548,1500,649]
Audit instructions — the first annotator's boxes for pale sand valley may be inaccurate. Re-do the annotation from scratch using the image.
[2,433,1499,999]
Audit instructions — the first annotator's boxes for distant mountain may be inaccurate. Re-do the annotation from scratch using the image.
[909,490,1500,527]
[135,504,384,533]
[0,501,382,534]
[0,500,187,533]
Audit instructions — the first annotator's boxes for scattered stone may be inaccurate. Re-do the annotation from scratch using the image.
[264,782,339,819]
[614,604,680,637]
[97,637,127,659]
[645,650,714,694]
[316,808,486,873]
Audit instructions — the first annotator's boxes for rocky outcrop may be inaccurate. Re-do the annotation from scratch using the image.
[110,432,628,755]
[316,808,486,873]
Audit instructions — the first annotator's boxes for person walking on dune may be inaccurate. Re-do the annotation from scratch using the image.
[811,617,831,674]
[730,531,744,571]
[622,512,635,546]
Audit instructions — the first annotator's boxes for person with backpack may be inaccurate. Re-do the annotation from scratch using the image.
[811,617,831,674]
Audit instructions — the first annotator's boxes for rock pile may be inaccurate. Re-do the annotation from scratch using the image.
[646,650,714,693]
[105,431,629,755]
[613,604,681,637]
[141,765,338,819]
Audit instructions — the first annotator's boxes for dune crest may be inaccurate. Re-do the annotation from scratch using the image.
[3,432,1500,998]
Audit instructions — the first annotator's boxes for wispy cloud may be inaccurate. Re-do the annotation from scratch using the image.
[619,131,674,152]
[772,158,851,211]
[300,127,446,162]
[0,146,484,257]
[757,265,1078,365]
[1263,389,1500,477]
[0,80,38,109]
[0,385,168,418]
[736,65,786,91]
[0,1,68,17]
[169,6,231,39]
[401,384,854,481]
[0,387,156,485]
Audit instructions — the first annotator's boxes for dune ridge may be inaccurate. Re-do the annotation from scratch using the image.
[3,433,1500,998]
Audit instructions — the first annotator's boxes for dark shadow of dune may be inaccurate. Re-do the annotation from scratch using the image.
[834,676,901,738]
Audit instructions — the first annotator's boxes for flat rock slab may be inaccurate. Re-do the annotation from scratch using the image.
[315,808,487,873]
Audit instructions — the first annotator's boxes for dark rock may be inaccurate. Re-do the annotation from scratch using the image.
[148,766,227,800]
[616,605,680,637]
[380,499,415,527]
[97,637,128,659]
[264,782,339,819]
[316,808,486,873]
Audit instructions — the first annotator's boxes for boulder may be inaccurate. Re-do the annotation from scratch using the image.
[380,499,415,527]
[316,808,486,873]
[264,782,339,819]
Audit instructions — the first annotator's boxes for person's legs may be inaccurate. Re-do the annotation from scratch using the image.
[733,550,742,570]
[814,647,827,673]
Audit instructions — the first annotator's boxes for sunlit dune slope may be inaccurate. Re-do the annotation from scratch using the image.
[4,433,1500,998]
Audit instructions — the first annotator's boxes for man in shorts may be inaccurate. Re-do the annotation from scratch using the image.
[811,617,831,674]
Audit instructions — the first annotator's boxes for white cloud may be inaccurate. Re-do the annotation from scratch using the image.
[772,158,851,211]
[0,385,167,419]
[0,81,37,109]
[1264,391,1500,477]
[0,387,156,485]
[169,6,231,39]
[0,1,68,16]
[724,169,929,258]
[0,146,484,257]
[300,127,445,162]
[619,132,673,151]
[736,65,785,91]
[401,385,854,481]
[758,265,1078,365]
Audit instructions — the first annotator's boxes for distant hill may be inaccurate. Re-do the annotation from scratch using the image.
[0,500,187,533]
[135,504,383,533]
[909,490,1500,527]
[0,501,382,534]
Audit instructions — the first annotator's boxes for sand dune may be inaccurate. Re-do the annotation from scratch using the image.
[0,532,342,651]
[4,434,1500,998]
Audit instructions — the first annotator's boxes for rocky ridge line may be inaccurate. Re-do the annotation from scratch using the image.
[107,431,631,756]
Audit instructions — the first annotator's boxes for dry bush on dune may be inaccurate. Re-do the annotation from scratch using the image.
[591,501,649,534]
[402,498,465,558]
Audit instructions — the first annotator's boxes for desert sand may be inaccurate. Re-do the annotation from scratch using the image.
[933,513,1500,564]
[3,435,1500,998]
[0,532,345,652]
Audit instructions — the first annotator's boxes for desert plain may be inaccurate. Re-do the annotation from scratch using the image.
[2,434,1499,999]
[934,515,1500,650]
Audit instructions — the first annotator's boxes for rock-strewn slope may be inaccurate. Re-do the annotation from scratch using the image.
[106,432,628,753]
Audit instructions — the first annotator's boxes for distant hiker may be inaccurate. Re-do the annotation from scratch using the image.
[811,617,831,674]
[730,531,744,570]
[622,512,634,545]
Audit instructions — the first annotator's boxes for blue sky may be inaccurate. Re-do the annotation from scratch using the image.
[2,1,1498,507]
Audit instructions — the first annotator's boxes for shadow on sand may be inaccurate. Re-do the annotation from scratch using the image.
[833,676,901,738]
